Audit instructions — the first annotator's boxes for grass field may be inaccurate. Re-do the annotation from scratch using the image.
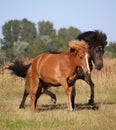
[0,58,116,130]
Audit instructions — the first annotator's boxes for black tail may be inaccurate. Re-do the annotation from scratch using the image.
[7,60,31,78]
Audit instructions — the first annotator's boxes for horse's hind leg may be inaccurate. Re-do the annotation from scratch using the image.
[31,78,41,111]
[44,90,57,104]
[34,86,42,108]
[19,89,29,109]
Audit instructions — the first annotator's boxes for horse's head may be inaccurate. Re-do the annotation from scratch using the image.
[69,40,90,75]
[88,31,107,70]
[77,30,107,70]
[90,45,106,70]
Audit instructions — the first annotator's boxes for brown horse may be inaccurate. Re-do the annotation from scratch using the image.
[8,40,90,111]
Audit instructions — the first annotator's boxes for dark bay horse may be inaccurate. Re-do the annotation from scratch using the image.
[8,40,90,111]
[45,30,107,105]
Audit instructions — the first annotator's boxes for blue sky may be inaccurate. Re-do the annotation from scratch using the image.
[0,0,116,42]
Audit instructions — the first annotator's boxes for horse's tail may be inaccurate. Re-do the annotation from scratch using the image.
[7,60,31,78]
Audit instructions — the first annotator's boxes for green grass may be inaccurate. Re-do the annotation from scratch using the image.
[0,59,116,130]
[0,118,39,130]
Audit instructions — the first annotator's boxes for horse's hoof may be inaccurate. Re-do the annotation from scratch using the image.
[51,98,57,104]
[68,108,74,111]
[88,99,94,106]
[19,105,25,109]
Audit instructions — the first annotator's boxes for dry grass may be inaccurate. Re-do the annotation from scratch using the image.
[0,58,116,130]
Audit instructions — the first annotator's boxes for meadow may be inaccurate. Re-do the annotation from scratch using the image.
[0,58,116,130]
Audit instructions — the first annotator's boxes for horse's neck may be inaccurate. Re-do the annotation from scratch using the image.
[88,45,94,71]
[61,51,78,72]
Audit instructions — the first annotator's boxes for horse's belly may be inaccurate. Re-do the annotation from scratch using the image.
[40,72,60,86]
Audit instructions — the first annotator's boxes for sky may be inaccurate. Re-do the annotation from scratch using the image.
[0,0,116,42]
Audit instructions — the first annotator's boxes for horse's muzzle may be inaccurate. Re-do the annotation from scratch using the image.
[95,64,103,70]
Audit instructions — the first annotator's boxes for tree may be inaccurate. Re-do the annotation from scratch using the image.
[68,26,81,40]
[105,42,116,58]
[2,19,37,49]
[1,19,37,60]
[20,18,37,44]
[13,41,29,59]
[2,20,20,49]
[58,26,81,42]
[0,50,6,64]
[38,21,56,37]
[58,26,81,51]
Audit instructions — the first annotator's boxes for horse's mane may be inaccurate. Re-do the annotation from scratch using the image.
[76,30,107,46]
[69,40,88,51]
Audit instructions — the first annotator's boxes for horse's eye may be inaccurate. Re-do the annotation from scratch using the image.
[80,56,83,59]
[100,47,103,51]
[99,46,103,51]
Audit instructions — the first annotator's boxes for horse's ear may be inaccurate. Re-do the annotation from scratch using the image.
[70,47,78,54]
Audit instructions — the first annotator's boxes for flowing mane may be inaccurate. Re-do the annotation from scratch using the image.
[76,30,107,46]
[69,40,88,51]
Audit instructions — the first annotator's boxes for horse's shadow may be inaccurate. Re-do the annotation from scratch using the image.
[37,102,100,112]
[36,102,116,112]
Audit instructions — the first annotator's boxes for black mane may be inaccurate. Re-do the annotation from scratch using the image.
[76,30,107,46]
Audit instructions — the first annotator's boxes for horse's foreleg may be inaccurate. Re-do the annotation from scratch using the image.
[44,90,57,104]
[67,86,75,111]
[71,86,76,109]
[88,80,94,105]
[19,89,29,109]
[61,79,75,111]
[84,75,94,105]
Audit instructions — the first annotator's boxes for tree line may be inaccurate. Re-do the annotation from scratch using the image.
[0,18,116,63]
